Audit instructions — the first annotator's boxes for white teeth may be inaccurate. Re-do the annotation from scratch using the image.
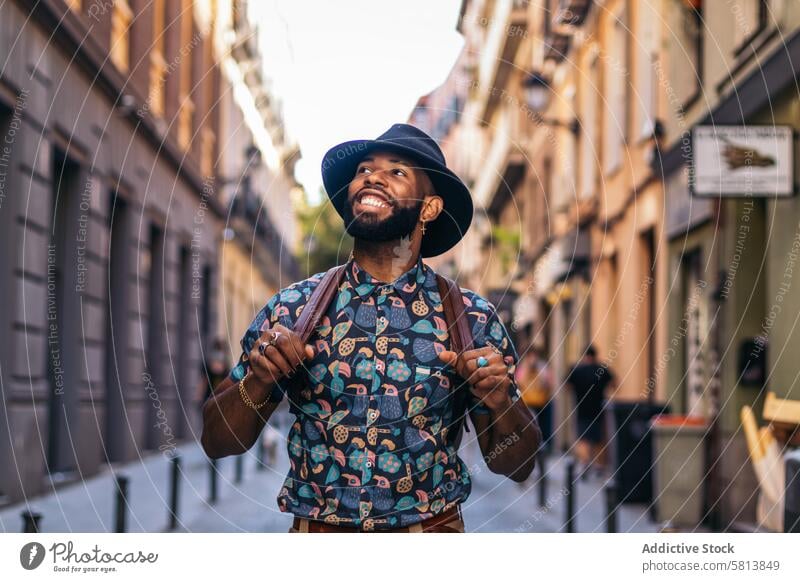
[361,196,387,208]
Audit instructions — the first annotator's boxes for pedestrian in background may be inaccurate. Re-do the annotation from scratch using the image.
[516,347,553,455]
[197,338,230,409]
[565,345,616,480]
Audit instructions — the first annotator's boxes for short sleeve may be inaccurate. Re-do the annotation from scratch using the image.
[467,296,521,415]
[228,292,287,404]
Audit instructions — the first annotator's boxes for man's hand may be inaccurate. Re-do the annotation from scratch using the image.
[438,346,512,412]
[247,323,315,387]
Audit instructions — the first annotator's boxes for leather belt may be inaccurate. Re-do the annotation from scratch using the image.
[291,506,464,533]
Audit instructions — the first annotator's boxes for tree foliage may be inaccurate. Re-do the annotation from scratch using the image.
[295,195,353,277]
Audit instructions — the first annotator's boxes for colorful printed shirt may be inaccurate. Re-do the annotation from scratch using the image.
[230,256,520,530]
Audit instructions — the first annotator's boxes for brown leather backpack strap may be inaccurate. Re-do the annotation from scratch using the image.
[435,274,474,353]
[436,274,475,446]
[293,265,347,344]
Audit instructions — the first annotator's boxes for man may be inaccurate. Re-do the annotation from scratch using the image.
[565,345,616,480]
[201,124,541,532]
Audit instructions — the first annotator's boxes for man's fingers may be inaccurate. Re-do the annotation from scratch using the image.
[249,353,281,385]
[463,352,504,379]
[473,373,509,393]
[262,344,293,378]
[466,363,506,385]
[273,333,303,369]
[459,346,498,362]
[258,325,314,374]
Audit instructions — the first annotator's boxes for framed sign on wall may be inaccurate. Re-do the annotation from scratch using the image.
[691,125,795,197]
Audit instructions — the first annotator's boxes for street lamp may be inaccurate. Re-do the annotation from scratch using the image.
[522,72,580,136]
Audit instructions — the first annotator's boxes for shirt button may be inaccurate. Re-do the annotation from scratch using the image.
[366,460,373,468]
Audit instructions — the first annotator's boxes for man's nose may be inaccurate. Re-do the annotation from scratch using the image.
[364,169,387,187]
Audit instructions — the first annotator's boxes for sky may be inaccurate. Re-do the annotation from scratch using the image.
[253,0,465,203]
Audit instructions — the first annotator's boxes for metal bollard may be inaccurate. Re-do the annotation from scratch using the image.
[537,454,548,508]
[235,455,243,484]
[785,450,800,532]
[208,458,218,504]
[114,474,129,533]
[565,458,576,533]
[605,479,618,533]
[168,456,181,530]
[21,511,42,533]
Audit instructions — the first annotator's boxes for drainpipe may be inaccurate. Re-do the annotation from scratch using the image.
[707,197,726,532]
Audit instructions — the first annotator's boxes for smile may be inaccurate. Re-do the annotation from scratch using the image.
[360,195,389,208]
[355,189,392,210]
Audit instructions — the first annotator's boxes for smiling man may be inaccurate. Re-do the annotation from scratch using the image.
[201,124,541,532]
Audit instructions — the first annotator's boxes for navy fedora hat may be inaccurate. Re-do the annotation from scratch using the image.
[321,123,474,258]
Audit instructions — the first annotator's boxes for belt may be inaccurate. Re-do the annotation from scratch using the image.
[291,506,464,533]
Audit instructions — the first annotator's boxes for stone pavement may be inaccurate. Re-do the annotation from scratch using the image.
[1,415,660,533]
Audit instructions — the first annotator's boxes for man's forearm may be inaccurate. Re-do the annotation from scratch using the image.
[200,374,277,459]
[483,399,541,481]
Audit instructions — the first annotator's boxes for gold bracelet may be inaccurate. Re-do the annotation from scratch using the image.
[239,372,270,410]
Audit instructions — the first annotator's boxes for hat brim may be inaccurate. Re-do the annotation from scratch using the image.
[321,139,473,258]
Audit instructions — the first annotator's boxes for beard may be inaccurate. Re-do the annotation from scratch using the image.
[343,193,423,242]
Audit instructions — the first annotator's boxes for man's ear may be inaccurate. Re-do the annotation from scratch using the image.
[421,194,444,223]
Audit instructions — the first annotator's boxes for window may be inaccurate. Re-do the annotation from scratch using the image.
[603,8,627,174]
[149,0,167,117]
[200,34,217,176]
[668,0,703,109]
[635,0,659,141]
[177,0,195,151]
[579,51,598,199]
[110,0,133,72]
[733,0,769,52]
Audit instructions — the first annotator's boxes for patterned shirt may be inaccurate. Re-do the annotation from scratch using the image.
[230,256,520,530]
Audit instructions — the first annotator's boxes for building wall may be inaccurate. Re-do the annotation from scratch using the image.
[0,0,222,502]
[219,239,277,360]
[657,0,800,528]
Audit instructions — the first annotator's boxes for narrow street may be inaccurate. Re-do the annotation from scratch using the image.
[0,411,659,534]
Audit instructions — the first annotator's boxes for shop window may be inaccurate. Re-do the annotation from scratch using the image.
[104,190,129,462]
[47,150,83,475]
[145,223,165,450]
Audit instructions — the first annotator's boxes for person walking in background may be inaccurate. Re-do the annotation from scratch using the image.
[516,348,553,455]
[197,338,230,409]
[565,345,616,480]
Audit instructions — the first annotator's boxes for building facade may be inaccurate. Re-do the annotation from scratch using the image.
[0,0,296,505]
[411,0,800,529]
[657,0,800,529]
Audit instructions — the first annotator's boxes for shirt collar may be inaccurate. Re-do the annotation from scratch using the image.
[345,255,432,303]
